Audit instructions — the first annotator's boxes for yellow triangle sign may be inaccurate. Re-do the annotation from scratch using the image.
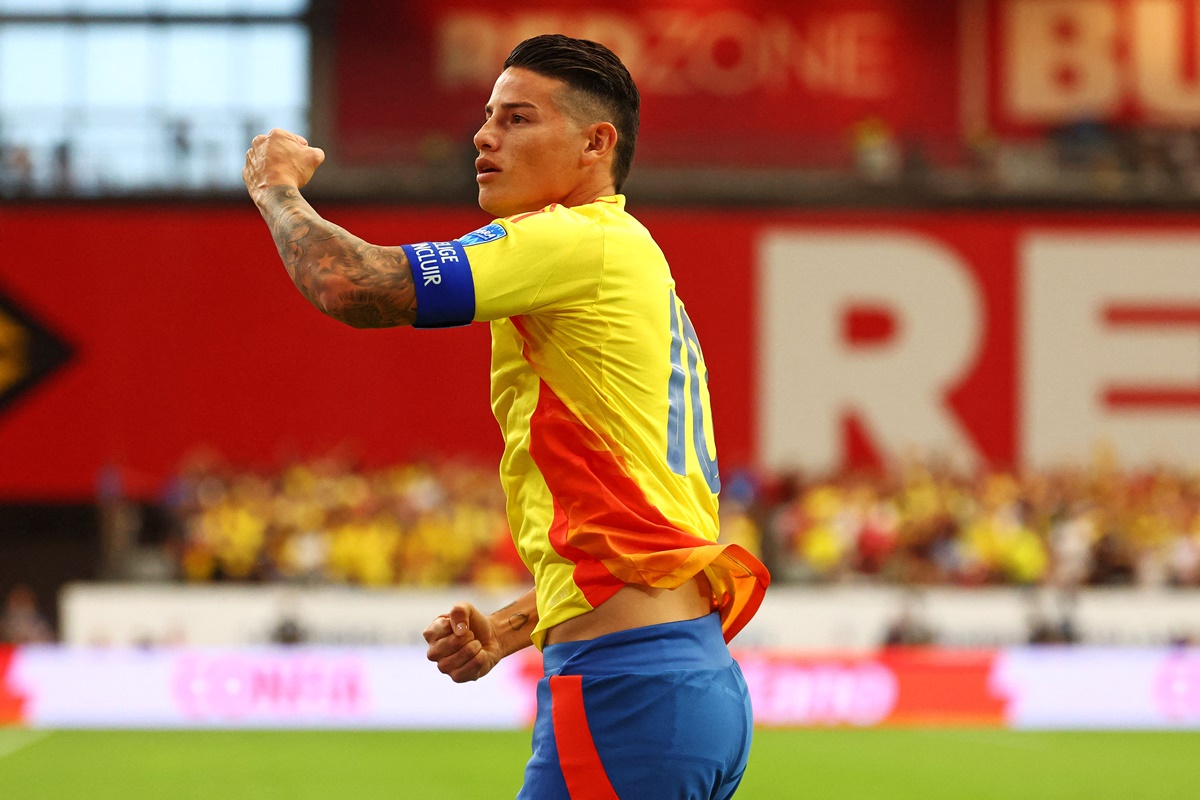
[0,284,73,419]
[0,307,28,397]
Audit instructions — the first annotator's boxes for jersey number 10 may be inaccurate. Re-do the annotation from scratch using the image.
[666,289,721,494]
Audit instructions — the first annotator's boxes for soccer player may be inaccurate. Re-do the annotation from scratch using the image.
[244,34,769,799]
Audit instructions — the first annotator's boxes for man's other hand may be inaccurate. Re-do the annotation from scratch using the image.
[423,602,505,683]
[243,128,325,204]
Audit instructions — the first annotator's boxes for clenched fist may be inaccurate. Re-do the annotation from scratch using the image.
[423,602,505,683]
[243,128,325,204]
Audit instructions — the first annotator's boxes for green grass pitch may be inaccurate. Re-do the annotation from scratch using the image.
[2,728,1198,799]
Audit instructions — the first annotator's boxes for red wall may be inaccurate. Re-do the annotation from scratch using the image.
[331,0,962,166]
[4,203,1200,500]
[330,0,1200,169]
[0,205,497,499]
[0,203,762,499]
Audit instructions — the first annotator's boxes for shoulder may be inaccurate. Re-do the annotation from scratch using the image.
[499,203,599,237]
[456,204,603,259]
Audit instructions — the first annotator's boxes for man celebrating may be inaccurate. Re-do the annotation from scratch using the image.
[244,34,769,799]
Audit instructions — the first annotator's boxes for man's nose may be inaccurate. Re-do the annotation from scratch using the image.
[473,123,496,152]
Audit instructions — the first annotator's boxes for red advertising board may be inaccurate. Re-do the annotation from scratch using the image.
[738,648,1007,727]
[2,204,1200,499]
[331,0,1200,160]
[0,645,27,724]
[330,0,962,166]
[0,204,499,500]
[982,0,1200,131]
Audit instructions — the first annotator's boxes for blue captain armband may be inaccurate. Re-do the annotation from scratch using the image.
[401,240,476,328]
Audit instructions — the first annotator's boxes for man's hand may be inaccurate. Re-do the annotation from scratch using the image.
[423,602,505,683]
[243,128,325,205]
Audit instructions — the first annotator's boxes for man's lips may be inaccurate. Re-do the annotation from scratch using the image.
[475,158,501,180]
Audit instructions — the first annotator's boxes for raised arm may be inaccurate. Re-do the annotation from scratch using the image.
[243,129,416,329]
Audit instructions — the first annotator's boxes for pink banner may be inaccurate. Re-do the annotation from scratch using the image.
[5,645,1200,729]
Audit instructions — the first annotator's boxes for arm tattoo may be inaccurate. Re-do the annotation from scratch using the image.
[493,599,531,631]
[259,186,417,328]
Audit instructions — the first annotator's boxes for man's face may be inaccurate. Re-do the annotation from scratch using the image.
[473,67,592,217]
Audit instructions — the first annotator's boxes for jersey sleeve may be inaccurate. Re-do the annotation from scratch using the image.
[400,205,604,329]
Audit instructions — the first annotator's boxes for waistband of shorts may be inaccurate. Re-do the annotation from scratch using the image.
[540,611,731,677]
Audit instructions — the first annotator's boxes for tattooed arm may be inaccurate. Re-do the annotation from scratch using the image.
[422,587,538,683]
[244,128,416,329]
[488,588,539,657]
[255,186,416,328]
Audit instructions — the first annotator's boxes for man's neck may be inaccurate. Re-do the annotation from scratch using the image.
[557,178,618,209]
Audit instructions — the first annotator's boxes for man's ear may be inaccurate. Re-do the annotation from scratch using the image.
[581,121,618,166]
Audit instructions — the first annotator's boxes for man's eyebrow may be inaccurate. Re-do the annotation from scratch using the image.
[484,101,539,115]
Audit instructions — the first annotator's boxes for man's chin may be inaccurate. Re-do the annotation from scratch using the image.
[477,191,506,217]
[478,188,541,218]
[477,190,511,219]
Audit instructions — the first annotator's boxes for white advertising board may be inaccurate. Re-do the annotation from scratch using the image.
[60,584,1200,649]
[4,645,1200,730]
[6,646,535,729]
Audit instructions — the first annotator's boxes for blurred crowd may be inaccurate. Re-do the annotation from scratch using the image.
[0,584,54,645]
[157,450,1200,594]
[850,117,1200,201]
[9,118,1200,204]
[755,454,1200,591]
[164,452,525,589]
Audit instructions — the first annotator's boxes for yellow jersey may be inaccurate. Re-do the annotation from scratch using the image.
[402,196,769,648]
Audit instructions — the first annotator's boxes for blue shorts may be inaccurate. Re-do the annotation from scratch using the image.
[517,613,753,800]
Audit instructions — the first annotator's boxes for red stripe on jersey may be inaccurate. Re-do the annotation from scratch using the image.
[516,315,623,610]
[546,497,624,611]
[528,379,770,639]
[507,203,559,224]
[510,314,530,342]
[530,379,701,564]
[550,675,619,800]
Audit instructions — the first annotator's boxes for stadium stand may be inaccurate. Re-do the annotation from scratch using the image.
[149,450,1200,595]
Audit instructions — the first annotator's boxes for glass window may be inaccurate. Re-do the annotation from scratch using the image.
[164,26,237,111]
[0,0,306,14]
[0,26,74,107]
[82,26,153,109]
[0,2,72,12]
[239,24,308,114]
[0,2,309,196]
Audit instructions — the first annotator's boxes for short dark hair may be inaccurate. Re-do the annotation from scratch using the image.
[504,34,640,192]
